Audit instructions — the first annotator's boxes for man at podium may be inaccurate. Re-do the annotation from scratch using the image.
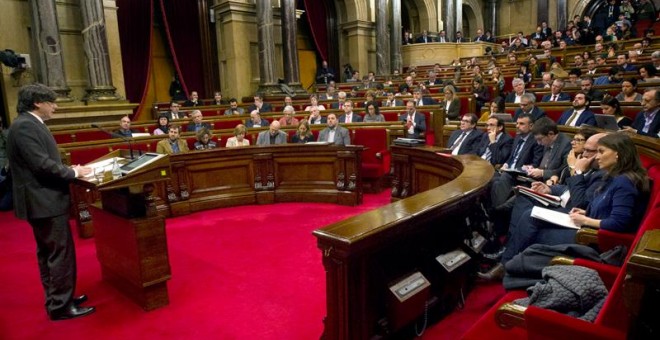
[6,83,95,320]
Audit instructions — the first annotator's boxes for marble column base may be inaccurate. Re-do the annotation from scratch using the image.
[257,84,286,96]
[83,86,123,104]
[53,87,74,103]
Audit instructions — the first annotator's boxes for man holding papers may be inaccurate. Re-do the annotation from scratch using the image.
[479,134,650,280]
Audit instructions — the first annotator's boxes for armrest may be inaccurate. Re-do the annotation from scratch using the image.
[496,302,527,329]
[550,256,574,265]
[575,227,598,247]
[550,256,620,287]
[525,306,626,340]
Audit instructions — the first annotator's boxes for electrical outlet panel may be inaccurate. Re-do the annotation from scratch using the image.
[389,271,430,303]
[436,249,471,272]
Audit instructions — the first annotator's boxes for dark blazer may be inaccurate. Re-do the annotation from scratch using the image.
[426,79,442,86]
[587,175,648,233]
[307,116,327,125]
[186,122,212,133]
[247,103,273,113]
[550,170,606,210]
[541,92,572,102]
[6,112,76,219]
[539,133,573,180]
[338,113,363,123]
[505,92,525,103]
[478,132,513,166]
[557,109,597,127]
[505,134,544,169]
[441,98,461,120]
[513,106,547,121]
[416,35,433,43]
[586,89,605,102]
[318,126,351,145]
[416,97,437,106]
[631,110,660,137]
[330,102,346,110]
[472,86,491,109]
[165,110,185,120]
[398,111,427,139]
[182,100,200,107]
[245,118,270,128]
[447,129,483,155]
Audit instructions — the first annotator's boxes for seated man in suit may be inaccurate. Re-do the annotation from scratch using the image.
[112,115,134,138]
[211,91,224,105]
[541,79,571,102]
[478,116,513,167]
[399,101,427,140]
[447,113,483,155]
[337,100,362,123]
[186,110,212,133]
[557,92,597,127]
[622,88,660,137]
[505,78,527,103]
[330,91,347,109]
[223,98,245,115]
[523,117,572,181]
[307,107,326,125]
[245,110,269,128]
[256,121,287,145]
[513,93,546,121]
[425,71,442,86]
[580,76,605,102]
[165,101,186,120]
[415,30,433,43]
[412,87,436,106]
[182,91,200,107]
[382,92,403,107]
[156,125,189,155]
[318,113,351,145]
[247,94,273,113]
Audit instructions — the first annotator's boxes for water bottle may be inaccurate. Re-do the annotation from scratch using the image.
[111,158,121,180]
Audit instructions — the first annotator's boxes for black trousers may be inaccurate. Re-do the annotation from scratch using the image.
[29,213,76,314]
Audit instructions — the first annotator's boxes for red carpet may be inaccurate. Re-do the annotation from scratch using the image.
[0,190,503,339]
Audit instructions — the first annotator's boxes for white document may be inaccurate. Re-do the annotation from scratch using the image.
[530,206,580,230]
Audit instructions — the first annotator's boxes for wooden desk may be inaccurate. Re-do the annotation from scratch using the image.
[313,146,494,339]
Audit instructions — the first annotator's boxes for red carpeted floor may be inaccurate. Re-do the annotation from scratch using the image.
[0,190,503,339]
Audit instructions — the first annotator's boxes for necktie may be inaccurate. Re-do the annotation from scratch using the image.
[509,138,525,167]
[565,110,579,126]
[451,132,466,151]
[482,145,492,162]
[346,114,351,123]
[551,95,557,102]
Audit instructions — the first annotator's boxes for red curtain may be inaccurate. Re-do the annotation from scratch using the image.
[116,0,153,118]
[158,0,206,98]
[302,0,329,61]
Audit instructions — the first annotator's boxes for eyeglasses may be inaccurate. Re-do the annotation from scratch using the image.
[572,138,586,143]
[460,119,472,123]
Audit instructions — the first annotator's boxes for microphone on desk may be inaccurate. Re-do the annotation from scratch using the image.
[91,123,135,160]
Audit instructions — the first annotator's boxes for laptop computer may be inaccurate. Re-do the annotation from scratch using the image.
[594,114,620,131]
[491,113,513,122]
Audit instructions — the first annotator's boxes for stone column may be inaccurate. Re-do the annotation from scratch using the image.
[342,21,373,81]
[375,0,389,75]
[455,0,463,41]
[280,0,306,94]
[390,0,402,73]
[443,0,456,42]
[557,0,567,32]
[489,0,497,36]
[255,0,281,94]
[79,0,121,103]
[28,0,72,101]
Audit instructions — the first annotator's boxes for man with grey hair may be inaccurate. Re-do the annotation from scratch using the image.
[652,51,660,71]
[256,121,288,145]
[330,91,347,109]
[513,93,546,121]
[505,78,526,103]
[278,105,299,127]
[541,79,571,102]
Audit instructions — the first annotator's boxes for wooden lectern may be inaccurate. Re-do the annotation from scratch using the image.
[74,150,173,311]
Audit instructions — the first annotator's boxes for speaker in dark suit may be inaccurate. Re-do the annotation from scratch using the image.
[478,117,514,166]
[6,84,96,320]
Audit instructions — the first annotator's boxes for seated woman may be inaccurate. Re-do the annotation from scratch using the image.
[483,133,650,280]
[291,120,314,143]
[638,64,660,83]
[547,127,598,185]
[363,101,385,123]
[278,105,300,127]
[226,124,250,147]
[304,94,326,111]
[600,96,632,129]
[491,67,505,95]
[472,77,491,113]
[615,78,643,102]
[153,114,170,135]
[194,128,217,150]
[479,96,505,122]
[441,85,461,121]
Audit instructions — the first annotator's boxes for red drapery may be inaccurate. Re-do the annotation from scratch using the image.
[302,0,329,62]
[158,0,206,98]
[116,0,153,119]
